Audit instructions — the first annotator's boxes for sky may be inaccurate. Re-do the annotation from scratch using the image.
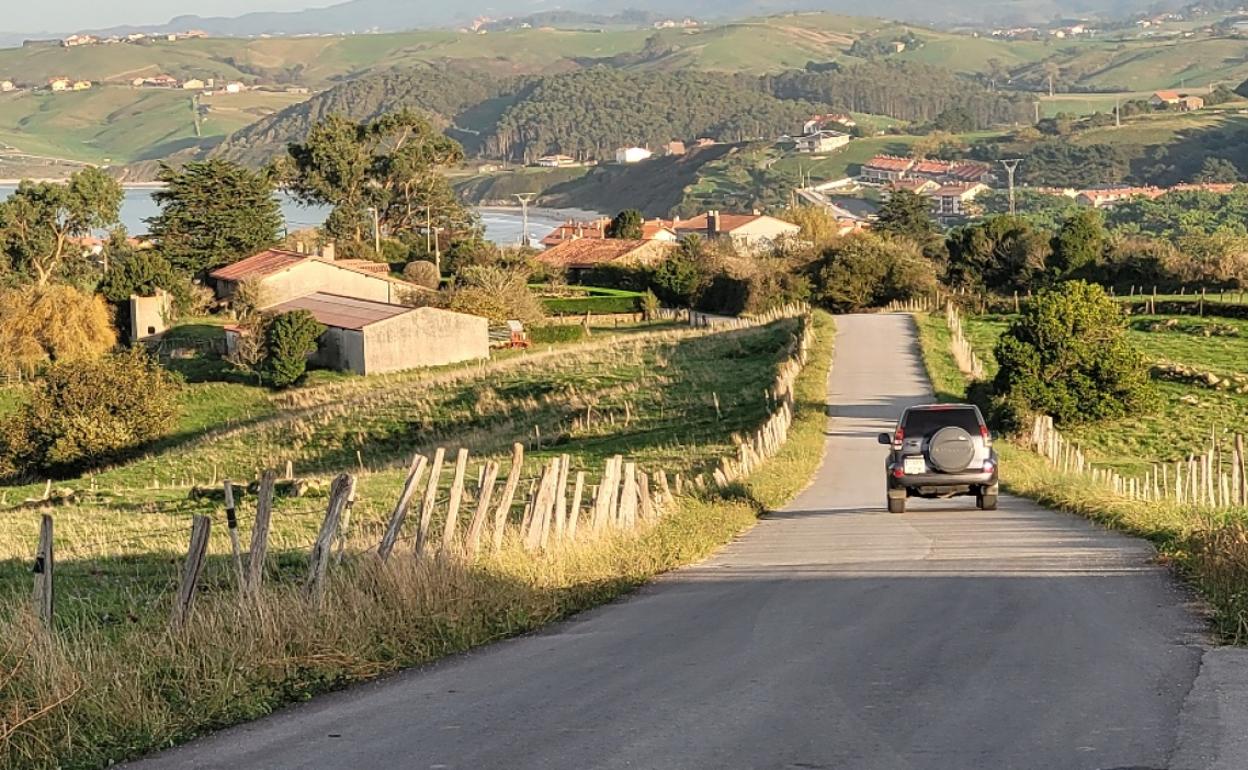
[5,1,319,31]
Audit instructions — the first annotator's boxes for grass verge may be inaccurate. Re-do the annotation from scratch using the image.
[912,309,1248,644]
[0,312,836,770]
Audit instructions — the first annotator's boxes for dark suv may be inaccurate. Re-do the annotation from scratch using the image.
[878,404,999,514]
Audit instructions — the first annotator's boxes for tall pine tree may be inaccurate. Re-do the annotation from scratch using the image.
[148,160,283,276]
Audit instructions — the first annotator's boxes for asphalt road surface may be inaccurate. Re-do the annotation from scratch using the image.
[128,313,1236,770]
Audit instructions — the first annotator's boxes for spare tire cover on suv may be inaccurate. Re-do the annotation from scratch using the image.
[927,426,976,473]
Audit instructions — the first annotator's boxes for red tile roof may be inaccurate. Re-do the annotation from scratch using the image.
[913,159,956,175]
[209,249,305,281]
[1153,90,1181,101]
[863,155,914,172]
[672,213,769,234]
[537,239,673,269]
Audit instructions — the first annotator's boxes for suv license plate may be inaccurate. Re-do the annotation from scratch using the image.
[903,457,927,475]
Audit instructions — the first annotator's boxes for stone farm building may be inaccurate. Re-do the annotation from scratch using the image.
[254,293,488,375]
[214,245,487,376]
[208,246,414,306]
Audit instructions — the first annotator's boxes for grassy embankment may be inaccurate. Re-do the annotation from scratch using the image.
[914,309,1248,643]
[0,313,834,770]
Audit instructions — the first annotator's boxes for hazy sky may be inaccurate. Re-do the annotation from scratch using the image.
[7,1,319,31]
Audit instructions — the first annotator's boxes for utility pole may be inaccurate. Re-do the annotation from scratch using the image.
[514,193,535,248]
[1034,101,1041,124]
[1000,159,1023,217]
[1115,96,1121,128]
[366,207,381,255]
[425,205,432,256]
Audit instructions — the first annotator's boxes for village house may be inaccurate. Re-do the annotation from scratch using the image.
[661,140,687,156]
[72,80,92,91]
[536,239,677,280]
[860,155,914,183]
[803,114,856,134]
[227,293,489,376]
[48,77,72,92]
[861,154,993,185]
[207,244,416,306]
[222,81,247,94]
[61,34,98,47]
[536,154,577,168]
[181,78,207,90]
[0,81,15,92]
[615,147,653,164]
[539,218,678,247]
[1074,182,1237,208]
[887,178,941,196]
[1178,95,1205,111]
[1150,90,1181,108]
[933,183,989,218]
[794,130,851,154]
[135,74,180,88]
[671,211,801,251]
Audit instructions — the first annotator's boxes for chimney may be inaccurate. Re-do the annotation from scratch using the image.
[319,242,336,262]
[708,210,721,236]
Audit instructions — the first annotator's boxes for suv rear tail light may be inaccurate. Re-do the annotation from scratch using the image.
[982,460,995,473]
[980,424,992,446]
[892,426,904,449]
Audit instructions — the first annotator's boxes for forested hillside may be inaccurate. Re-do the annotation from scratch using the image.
[764,61,1031,127]
[211,61,1022,167]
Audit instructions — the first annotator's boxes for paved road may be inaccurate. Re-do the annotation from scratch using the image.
[129,313,1226,770]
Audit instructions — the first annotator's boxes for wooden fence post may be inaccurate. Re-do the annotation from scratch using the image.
[440,449,470,553]
[171,515,212,629]
[415,448,446,558]
[567,471,586,540]
[334,476,358,565]
[378,454,429,561]
[1237,434,1247,506]
[491,443,525,551]
[306,474,353,603]
[605,456,624,527]
[223,480,245,591]
[548,453,568,540]
[524,460,559,551]
[638,470,655,521]
[617,462,638,529]
[32,514,53,627]
[465,461,500,558]
[247,470,275,595]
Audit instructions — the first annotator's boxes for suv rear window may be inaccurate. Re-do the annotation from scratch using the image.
[902,407,982,438]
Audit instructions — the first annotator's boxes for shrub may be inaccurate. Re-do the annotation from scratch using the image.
[0,284,116,376]
[990,281,1156,429]
[808,232,937,311]
[263,310,324,388]
[540,287,642,315]
[528,325,588,344]
[403,260,442,290]
[0,348,180,477]
[449,266,545,324]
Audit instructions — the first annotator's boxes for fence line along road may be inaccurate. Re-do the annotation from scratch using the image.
[24,308,814,629]
[938,301,1248,511]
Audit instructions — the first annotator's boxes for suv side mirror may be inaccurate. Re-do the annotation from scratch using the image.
[877,432,892,445]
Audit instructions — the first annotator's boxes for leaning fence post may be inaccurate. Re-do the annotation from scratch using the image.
[32,514,53,627]
[378,454,429,561]
[415,448,446,558]
[554,453,571,541]
[491,443,525,551]
[567,471,586,540]
[440,449,470,554]
[172,515,212,630]
[223,480,244,591]
[306,474,353,603]
[247,470,275,595]
[334,476,358,565]
[617,462,638,529]
[465,461,500,558]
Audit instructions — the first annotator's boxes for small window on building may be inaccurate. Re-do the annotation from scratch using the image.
[147,326,156,335]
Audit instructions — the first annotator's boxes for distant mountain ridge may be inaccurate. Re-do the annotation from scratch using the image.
[45,0,1174,39]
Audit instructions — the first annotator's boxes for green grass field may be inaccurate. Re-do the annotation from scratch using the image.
[0,313,833,770]
[958,310,1248,476]
[0,86,308,164]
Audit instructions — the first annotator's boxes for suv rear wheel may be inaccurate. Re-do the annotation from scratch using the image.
[976,486,999,510]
